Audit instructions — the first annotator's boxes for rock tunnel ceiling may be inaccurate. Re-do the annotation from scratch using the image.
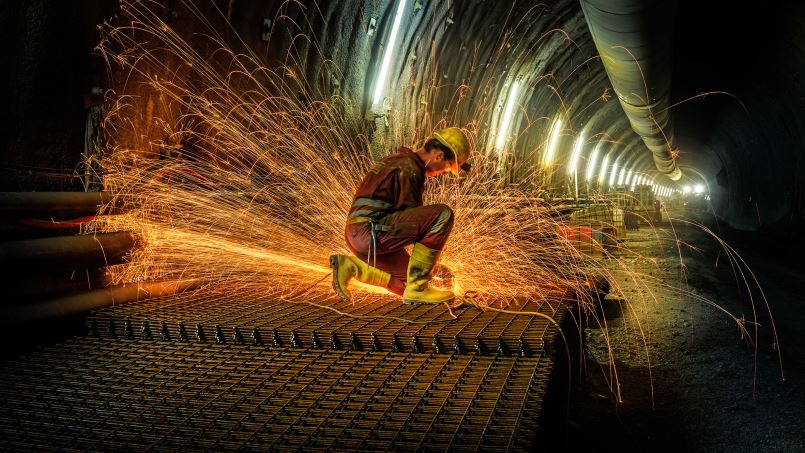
[180,0,805,232]
[4,0,805,233]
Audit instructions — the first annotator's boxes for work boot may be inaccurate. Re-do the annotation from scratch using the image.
[329,254,391,301]
[402,243,455,304]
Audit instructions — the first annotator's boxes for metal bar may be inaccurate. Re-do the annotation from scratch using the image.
[0,339,556,450]
[0,191,116,218]
[6,268,108,301]
[2,279,202,323]
[320,353,412,449]
[507,354,549,450]
[355,353,452,450]
[83,286,561,356]
[0,231,136,269]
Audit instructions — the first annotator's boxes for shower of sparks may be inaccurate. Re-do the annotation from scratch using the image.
[90,0,607,309]
[87,0,780,396]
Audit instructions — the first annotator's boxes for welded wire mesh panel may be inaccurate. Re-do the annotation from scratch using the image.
[86,285,568,355]
[0,338,552,451]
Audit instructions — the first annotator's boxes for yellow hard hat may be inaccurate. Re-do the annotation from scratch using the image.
[432,127,471,174]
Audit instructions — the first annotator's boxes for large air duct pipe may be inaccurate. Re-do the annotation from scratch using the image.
[0,232,136,269]
[580,0,683,181]
[2,279,203,324]
[0,191,116,218]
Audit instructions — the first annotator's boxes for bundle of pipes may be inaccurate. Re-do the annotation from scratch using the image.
[0,192,198,325]
[0,191,114,219]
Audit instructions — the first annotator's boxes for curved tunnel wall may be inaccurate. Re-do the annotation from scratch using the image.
[268,0,805,233]
[682,2,805,231]
[1,0,661,198]
[267,0,680,196]
[6,0,805,237]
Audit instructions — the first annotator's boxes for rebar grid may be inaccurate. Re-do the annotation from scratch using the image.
[0,338,552,451]
[86,285,569,355]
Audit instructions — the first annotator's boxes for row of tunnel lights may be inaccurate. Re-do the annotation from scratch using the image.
[497,80,699,198]
[543,116,707,198]
[371,0,706,199]
[494,83,696,198]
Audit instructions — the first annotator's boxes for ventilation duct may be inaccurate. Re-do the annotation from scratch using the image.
[580,0,683,181]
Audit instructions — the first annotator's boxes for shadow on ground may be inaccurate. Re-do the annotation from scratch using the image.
[565,213,805,451]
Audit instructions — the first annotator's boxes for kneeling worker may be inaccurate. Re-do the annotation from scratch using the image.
[330,127,471,304]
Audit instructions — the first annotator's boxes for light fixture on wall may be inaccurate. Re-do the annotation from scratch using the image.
[585,142,600,182]
[543,117,562,167]
[372,0,408,106]
[568,132,585,202]
[567,133,584,176]
[608,162,618,188]
[598,154,609,187]
[495,78,522,152]
[617,166,626,186]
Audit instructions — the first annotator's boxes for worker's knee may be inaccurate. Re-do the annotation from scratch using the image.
[429,204,454,234]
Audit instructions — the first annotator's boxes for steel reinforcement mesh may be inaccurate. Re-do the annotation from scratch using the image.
[86,284,570,356]
[0,338,553,451]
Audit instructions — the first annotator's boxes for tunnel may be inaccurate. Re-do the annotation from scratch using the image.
[1,0,804,450]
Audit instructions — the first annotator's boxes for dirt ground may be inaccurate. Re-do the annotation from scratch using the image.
[567,212,805,452]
